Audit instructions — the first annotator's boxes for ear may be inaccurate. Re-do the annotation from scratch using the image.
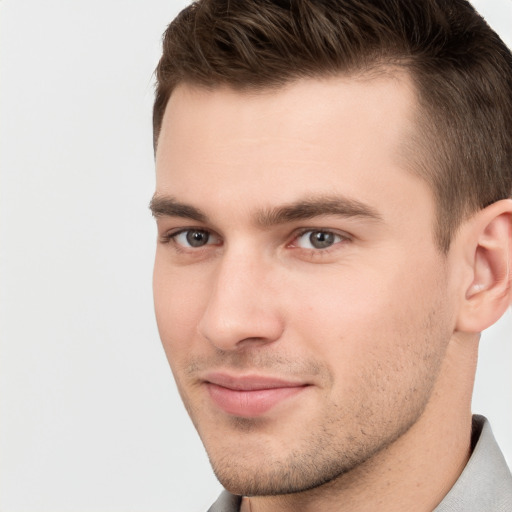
[455,199,512,333]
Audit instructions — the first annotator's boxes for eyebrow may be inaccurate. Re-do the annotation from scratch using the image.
[256,196,383,227]
[150,195,207,223]
[149,194,383,226]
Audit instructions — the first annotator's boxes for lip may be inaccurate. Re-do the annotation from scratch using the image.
[204,373,309,417]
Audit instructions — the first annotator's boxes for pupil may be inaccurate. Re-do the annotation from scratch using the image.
[310,231,334,249]
[187,230,209,247]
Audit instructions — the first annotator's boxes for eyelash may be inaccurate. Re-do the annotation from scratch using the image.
[159,227,351,255]
[159,228,219,250]
[287,228,350,257]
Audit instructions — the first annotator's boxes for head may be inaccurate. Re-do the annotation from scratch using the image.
[151,0,512,500]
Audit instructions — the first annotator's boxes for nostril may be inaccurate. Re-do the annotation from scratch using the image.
[197,305,284,351]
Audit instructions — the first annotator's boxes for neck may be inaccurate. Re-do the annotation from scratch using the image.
[241,334,477,512]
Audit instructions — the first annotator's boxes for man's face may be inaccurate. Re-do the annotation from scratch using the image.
[152,76,458,495]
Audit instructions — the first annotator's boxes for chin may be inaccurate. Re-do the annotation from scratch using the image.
[207,443,365,497]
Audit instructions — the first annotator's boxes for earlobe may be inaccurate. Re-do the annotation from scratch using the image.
[456,199,512,333]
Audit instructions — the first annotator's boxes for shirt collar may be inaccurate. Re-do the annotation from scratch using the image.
[434,415,512,511]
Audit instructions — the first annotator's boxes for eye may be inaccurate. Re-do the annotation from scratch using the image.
[293,230,345,250]
[171,229,219,248]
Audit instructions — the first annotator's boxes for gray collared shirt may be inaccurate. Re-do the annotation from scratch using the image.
[208,416,512,511]
[434,415,512,511]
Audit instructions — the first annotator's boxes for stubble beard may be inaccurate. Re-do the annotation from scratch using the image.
[206,401,426,497]
[177,300,451,498]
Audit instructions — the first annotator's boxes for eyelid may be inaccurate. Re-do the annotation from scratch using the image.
[158,225,351,253]
[291,227,352,240]
[160,227,222,247]
[288,227,352,250]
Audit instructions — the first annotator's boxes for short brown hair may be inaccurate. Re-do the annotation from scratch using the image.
[153,0,512,251]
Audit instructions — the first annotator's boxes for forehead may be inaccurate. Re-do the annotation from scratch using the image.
[154,74,430,225]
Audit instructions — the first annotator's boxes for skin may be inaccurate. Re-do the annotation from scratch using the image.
[152,75,510,511]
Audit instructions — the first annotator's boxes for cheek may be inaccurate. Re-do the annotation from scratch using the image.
[288,258,450,384]
[288,265,394,342]
[285,268,450,443]
[153,258,208,363]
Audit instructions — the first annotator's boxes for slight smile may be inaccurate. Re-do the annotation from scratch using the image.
[204,373,310,418]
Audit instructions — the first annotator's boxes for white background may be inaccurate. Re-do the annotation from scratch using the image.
[0,1,510,511]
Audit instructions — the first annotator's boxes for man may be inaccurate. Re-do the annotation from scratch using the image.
[150,0,512,510]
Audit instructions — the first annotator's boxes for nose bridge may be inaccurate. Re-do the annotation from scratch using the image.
[198,245,283,350]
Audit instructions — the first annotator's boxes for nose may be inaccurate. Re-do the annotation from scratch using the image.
[197,251,284,351]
